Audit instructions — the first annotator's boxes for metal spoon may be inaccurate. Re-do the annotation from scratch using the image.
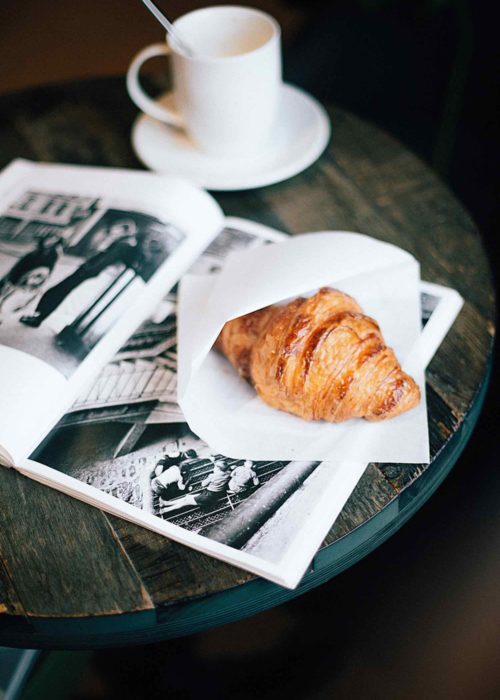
[141,0,195,57]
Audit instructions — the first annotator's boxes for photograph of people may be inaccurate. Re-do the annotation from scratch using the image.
[0,231,62,294]
[32,419,327,572]
[0,266,51,325]
[0,232,62,325]
[0,191,185,376]
[159,460,232,514]
[150,450,196,500]
[228,460,260,495]
[20,218,170,328]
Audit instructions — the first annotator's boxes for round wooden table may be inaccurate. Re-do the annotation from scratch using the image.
[0,78,495,649]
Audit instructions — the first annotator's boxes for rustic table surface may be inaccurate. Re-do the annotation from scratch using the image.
[0,77,495,649]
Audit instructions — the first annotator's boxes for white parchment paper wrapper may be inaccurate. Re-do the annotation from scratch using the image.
[177,232,430,463]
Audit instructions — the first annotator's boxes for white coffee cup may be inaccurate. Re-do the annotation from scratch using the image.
[126,6,282,157]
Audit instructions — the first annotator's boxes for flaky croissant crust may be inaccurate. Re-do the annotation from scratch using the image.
[215,287,420,422]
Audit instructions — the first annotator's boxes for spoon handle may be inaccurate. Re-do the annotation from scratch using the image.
[141,0,194,57]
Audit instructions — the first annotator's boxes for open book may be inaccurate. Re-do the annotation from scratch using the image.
[0,159,463,588]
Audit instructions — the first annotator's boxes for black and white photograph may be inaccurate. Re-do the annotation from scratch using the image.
[33,418,330,569]
[420,290,440,327]
[67,294,180,428]
[0,189,185,376]
[65,225,279,427]
[189,225,276,275]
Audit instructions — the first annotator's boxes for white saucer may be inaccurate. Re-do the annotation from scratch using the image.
[131,83,331,191]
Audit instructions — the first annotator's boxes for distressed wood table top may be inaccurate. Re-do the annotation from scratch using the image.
[0,78,495,648]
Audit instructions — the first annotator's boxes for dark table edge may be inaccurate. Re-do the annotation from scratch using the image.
[0,356,492,650]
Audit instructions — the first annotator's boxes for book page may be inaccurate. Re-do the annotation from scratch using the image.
[21,221,463,588]
[0,159,223,465]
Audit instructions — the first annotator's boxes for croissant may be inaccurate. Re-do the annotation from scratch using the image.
[215,287,420,422]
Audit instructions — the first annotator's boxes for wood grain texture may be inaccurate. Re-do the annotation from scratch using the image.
[0,556,26,617]
[0,78,494,625]
[107,516,254,607]
[323,464,396,544]
[0,468,153,618]
[377,385,459,493]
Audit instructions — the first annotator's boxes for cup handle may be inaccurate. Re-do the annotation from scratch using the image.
[126,43,184,127]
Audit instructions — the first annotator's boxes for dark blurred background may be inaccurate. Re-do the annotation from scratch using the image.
[1,1,498,698]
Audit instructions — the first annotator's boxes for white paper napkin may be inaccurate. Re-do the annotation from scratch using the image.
[178,232,430,463]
